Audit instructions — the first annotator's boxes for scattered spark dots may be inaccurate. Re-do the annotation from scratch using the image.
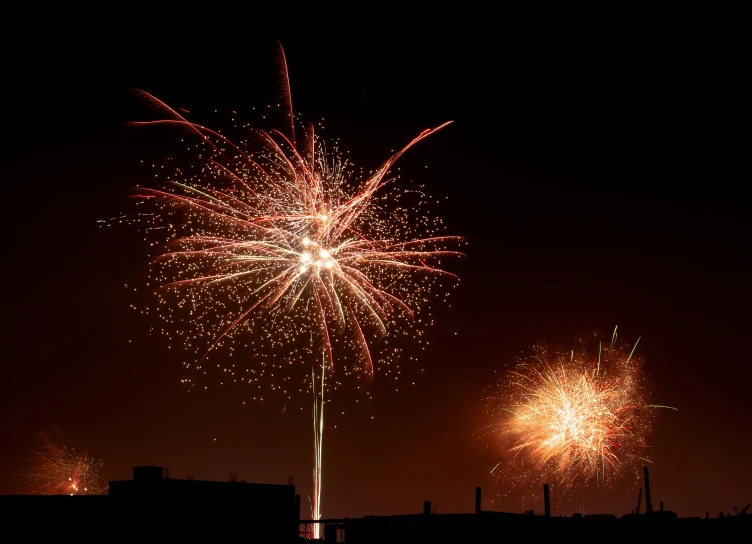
[123,85,464,402]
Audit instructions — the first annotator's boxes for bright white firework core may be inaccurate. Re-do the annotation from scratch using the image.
[299,240,335,273]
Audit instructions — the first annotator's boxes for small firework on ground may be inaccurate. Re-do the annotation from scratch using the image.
[20,444,104,495]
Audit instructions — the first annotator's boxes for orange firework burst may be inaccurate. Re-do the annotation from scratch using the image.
[116,44,463,536]
[121,81,463,392]
[20,444,104,496]
[489,328,673,493]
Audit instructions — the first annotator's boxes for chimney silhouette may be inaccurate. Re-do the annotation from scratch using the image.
[643,467,653,514]
[543,484,551,517]
[423,501,431,515]
[636,488,642,514]
[475,487,482,514]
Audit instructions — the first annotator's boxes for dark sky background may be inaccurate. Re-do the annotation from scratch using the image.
[1,16,749,520]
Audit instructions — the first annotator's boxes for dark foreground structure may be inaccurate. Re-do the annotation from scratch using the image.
[315,509,750,543]
[2,466,301,542]
[306,467,750,542]
[1,465,748,542]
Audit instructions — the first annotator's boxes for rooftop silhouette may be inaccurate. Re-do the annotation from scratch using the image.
[2,465,749,542]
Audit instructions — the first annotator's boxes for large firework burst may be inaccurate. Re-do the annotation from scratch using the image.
[125,86,462,391]
[122,45,463,534]
[488,328,672,497]
[20,444,104,495]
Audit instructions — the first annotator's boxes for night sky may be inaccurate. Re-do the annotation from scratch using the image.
[1,18,749,520]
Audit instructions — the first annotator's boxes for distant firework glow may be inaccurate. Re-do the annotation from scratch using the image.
[121,44,463,537]
[488,328,674,498]
[20,444,104,496]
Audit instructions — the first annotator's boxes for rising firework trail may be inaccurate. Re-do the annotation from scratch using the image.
[123,43,463,536]
[487,327,674,504]
[20,443,104,495]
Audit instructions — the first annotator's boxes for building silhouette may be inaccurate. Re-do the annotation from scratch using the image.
[3,466,300,542]
[1,465,748,542]
[307,468,749,542]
